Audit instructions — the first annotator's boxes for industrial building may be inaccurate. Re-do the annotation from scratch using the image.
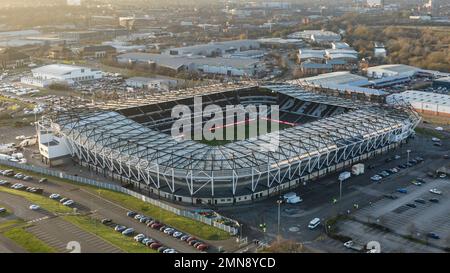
[116,53,263,77]
[21,64,103,87]
[366,64,422,79]
[387,91,450,118]
[80,45,116,59]
[163,40,260,57]
[433,77,450,89]
[288,30,341,44]
[37,83,419,205]
[125,77,178,91]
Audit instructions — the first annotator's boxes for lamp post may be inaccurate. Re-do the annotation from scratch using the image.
[277,198,283,237]
[407,149,411,164]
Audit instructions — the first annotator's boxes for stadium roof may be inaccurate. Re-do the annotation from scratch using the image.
[387,90,450,106]
[50,83,416,174]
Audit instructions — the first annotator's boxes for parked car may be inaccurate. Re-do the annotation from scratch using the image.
[186,236,197,243]
[163,248,177,253]
[126,211,137,217]
[151,223,163,229]
[59,198,68,203]
[173,231,183,238]
[29,204,40,210]
[188,240,199,246]
[406,203,416,208]
[197,244,209,251]
[134,214,143,221]
[139,216,149,223]
[0,208,6,213]
[416,178,426,183]
[159,225,167,232]
[370,175,382,182]
[427,232,440,240]
[144,239,156,247]
[180,235,190,241]
[23,176,32,181]
[163,228,175,235]
[397,188,407,194]
[63,200,74,206]
[411,181,422,186]
[429,188,442,195]
[122,228,135,236]
[157,246,168,253]
[134,234,146,242]
[38,178,48,183]
[49,193,60,199]
[439,173,447,179]
[101,218,112,225]
[429,198,439,203]
[414,199,426,204]
[383,194,398,200]
[114,225,127,232]
[149,242,162,250]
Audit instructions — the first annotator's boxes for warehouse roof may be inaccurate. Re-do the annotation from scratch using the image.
[32,64,94,76]
[387,90,450,106]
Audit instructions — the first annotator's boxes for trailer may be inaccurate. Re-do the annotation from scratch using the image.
[352,163,365,176]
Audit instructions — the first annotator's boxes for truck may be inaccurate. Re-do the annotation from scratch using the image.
[286,196,303,204]
[339,171,351,181]
[352,163,365,176]
[343,240,365,252]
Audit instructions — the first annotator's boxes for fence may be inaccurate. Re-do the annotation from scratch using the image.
[0,159,238,235]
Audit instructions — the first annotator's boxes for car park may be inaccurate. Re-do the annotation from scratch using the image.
[29,204,40,210]
[115,225,127,232]
[122,228,135,236]
[49,193,60,199]
[429,188,442,195]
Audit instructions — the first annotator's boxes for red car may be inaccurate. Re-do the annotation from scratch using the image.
[186,236,196,243]
[150,242,162,250]
[196,244,209,251]
[151,223,163,229]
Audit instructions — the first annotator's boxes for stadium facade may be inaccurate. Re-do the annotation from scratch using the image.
[38,83,420,205]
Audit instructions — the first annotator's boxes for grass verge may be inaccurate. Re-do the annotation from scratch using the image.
[62,215,156,253]
[2,226,56,253]
[0,186,72,214]
[91,189,230,241]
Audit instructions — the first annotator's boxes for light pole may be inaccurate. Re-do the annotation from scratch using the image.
[407,149,411,164]
[339,179,343,201]
[277,198,283,237]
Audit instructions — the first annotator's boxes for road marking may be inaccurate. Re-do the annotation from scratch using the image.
[27,216,49,223]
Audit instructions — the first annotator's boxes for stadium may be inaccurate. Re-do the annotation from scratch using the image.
[38,83,420,205]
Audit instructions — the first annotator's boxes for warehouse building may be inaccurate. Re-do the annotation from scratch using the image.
[433,77,450,89]
[125,77,178,91]
[117,53,263,77]
[387,91,450,118]
[21,64,103,87]
[366,64,422,79]
[163,39,260,57]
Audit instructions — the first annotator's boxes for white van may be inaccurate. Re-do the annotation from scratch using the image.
[308,218,321,229]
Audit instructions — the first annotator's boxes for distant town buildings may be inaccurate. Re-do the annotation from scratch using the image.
[162,40,260,57]
[288,30,341,45]
[366,64,422,78]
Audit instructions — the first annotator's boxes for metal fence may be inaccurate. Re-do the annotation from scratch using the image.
[0,159,238,235]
